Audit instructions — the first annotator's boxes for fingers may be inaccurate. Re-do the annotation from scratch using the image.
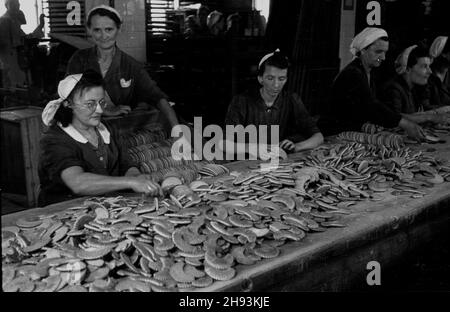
[279,149,288,160]
[419,127,426,138]
[132,176,161,196]
[280,140,294,151]
[413,127,426,141]
[144,181,161,196]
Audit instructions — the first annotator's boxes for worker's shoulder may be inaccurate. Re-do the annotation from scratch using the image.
[117,49,146,69]
[40,126,74,146]
[383,76,406,94]
[233,88,260,101]
[0,13,12,23]
[337,61,365,81]
[70,47,95,59]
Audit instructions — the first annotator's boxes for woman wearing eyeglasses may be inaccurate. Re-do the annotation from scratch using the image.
[38,70,161,206]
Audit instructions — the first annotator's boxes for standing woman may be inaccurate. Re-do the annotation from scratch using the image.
[38,70,161,206]
[66,5,179,128]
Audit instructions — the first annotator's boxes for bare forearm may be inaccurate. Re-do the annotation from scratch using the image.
[402,111,447,124]
[66,173,135,195]
[401,113,429,124]
[294,133,324,152]
[157,99,179,129]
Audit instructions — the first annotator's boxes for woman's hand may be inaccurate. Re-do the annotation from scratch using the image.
[399,118,426,141]
[258,145,288,161]
[280,139,295,152]
[130,176,162,196]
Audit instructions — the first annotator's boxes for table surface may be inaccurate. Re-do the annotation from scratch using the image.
[3,135,450,291]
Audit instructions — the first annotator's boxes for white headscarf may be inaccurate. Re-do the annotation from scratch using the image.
[429,36,448,58]
[350,27,388,56]
[87,5,122,24]
[41,74,83,126]
[258,48,281,69]
[395,45,418,75]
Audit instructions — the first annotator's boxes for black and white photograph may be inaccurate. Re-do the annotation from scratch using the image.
[1,0,449,297]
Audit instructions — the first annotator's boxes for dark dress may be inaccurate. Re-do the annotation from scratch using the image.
[318,58,401,136]
[427,73,450,108]
[38,121,134,206]
[380,75,430,114]
[66,47,168,109]
[224,88,321,144]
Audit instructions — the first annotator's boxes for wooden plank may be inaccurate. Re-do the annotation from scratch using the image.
[0,121,25,194]
[265,213,450,291]
[28,117,43,205]
[21,117,34,207]
[1,107,43,208]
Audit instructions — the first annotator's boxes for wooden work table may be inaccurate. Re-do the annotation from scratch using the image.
[2,136,450,291]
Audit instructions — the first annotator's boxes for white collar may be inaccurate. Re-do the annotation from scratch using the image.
[58,122,110,144]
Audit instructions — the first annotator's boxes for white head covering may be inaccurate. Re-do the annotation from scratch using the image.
[429,36,448,58]
[350,27,388,56]
[42,74,83,126]
[258,48,281,69]
[395,45,418,75]
[87,5,122,24]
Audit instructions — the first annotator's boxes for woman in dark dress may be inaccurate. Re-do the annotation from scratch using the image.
[38,70,160,206]
[66,5,179,129]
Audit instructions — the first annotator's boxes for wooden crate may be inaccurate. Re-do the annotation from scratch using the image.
[1,106,44,208]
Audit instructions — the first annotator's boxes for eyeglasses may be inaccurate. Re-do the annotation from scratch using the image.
[71,99,107,112]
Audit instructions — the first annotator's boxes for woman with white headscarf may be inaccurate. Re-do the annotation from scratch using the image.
[380,45,448,125]
[66,5,179,129]
[38,70,161,206]
[318,27,426,140]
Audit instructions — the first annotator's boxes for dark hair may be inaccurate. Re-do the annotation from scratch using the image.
[407,46,430,68]
[53,70,104,127]
[87,8,122,28]
[443,38,450,54]
[197,5,210,15]
[258,51,290,76]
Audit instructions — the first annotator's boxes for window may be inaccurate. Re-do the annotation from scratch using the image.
[0,0,43,34]
[146,0,197,37]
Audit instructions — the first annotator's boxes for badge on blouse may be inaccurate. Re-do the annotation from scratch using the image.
[120,78,132,88]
